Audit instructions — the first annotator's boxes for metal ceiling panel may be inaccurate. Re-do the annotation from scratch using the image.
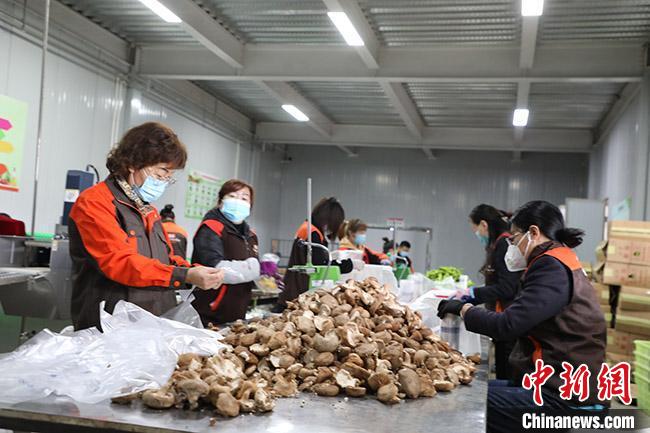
[528,82,624,128]
[406,83,517,127]
[540,0,650,42]
[194,0,343,44]
[196,81,294,122]
[60,0,199,44]
[291,81,404,125]
[358,0,520,46]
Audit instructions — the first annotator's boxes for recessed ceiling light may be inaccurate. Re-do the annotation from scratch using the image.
[327,12,364,46]
[282,104,310,122]
[521,0,544,17]
[138,0,182,23]
[513,108,530,127]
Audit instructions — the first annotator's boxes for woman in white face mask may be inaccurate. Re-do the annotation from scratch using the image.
[438,200,607,433]
[191,179,260,326]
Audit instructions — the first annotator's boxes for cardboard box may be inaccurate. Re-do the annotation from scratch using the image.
[608,329,649,355]
[615,310,650,337]
[592,282,610,297]
[606,351,635,369]
[607,328,615,346]
[609,220,650,238]
[618,286,650,312]
[603,262,650,287]
[606,238,650,267]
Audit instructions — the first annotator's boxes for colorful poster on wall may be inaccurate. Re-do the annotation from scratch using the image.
[0,95,28,192]
[185,170,223,219]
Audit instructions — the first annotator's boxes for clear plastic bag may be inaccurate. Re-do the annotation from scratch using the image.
[217,257,260,284]
[0,300,226,404]
[161,289,203,328]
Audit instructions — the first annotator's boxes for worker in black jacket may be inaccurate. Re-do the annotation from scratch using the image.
[438,201,607,433]
[191,179,259,326]
[464,204,522,380]
[274,197,353,312]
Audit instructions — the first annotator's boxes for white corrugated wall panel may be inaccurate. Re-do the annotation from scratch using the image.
[588,93,642,218]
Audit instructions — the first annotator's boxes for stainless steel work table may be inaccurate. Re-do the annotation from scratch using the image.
[0,358,487,433]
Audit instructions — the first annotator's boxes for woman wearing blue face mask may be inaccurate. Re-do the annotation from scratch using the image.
[68,122,225,331]
[338,219,391,266]
[466,204,522,380]
[396,241,414,273]
[191,179,259,326]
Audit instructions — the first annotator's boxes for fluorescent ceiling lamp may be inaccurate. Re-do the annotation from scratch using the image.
[327,12,365,46]
[521,0,544,16]
[513,108,530,127]
[138,0,182,23]
[282,104,310,122]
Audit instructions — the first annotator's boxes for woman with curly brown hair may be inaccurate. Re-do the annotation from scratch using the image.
[68,122,224,330]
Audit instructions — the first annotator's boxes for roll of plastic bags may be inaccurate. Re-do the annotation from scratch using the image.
[0,300,226,404]
[217,257,261,284]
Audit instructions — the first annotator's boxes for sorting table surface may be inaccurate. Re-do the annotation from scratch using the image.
[0,358,487,433]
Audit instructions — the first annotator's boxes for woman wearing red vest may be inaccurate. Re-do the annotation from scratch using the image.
[338,218,391,265]
[274,197,353,312]
[191,179,259,326]
[438,201,607,433]
[160,204,189,258]
[465,204,522,380]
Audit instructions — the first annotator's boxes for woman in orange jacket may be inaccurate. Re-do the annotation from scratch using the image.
[69,122,223,330]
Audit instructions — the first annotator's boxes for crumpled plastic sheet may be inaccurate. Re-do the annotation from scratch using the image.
[0,300,226,405]
[217,258,260,284]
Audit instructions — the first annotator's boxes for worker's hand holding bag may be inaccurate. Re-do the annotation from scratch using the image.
[216,257,261,284]
[186,266,225,290]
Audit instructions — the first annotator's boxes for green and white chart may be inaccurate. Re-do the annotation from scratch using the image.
[185,170,223,219]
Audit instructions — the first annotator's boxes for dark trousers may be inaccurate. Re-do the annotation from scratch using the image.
[487,380,606,433]
[494,339,516,380]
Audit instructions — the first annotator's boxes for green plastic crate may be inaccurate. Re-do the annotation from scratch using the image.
[635,340,650,415]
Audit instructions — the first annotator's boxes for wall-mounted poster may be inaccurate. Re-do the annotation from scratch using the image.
[185,170,223,219]
[0,95,28,192]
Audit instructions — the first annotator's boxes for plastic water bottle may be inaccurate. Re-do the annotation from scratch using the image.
[441,275,468,350]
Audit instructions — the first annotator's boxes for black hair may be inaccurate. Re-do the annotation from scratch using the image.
[511,200,584,248]
[469,204,511,246]
[382,237,396,254]
[399,241,411,249]
[160,204,175,221]
[311,197,345,241]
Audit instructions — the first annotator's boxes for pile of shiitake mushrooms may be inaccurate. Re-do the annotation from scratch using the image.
[113,278,480,417]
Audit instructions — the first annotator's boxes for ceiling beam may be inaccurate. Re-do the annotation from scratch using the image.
[322,0,380,69]
[256,81,333,138]
[519,16,540,69]
[138,43,644,83]
[422,148,437,160]
[28,0,131,63]
[337,145,358,157]
[380,82,425,139]
[594,82,642,146]
[156,0,243,68]
[255,122,593,153]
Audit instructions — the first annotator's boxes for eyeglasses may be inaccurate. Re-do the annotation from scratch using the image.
[145,166,177,184]
[506,232,525,246]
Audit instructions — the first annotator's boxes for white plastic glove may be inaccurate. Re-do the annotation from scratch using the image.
[352,259,365,271]
[217,258,261,284]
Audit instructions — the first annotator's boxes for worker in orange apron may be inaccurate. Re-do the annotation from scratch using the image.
[160,204,188,258]
[463,204,522,380]
[274,197,353,313]
[338,218,391,265]
[438,201,607,433]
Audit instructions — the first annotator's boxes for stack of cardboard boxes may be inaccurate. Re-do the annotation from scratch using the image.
[601,221,650,370]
